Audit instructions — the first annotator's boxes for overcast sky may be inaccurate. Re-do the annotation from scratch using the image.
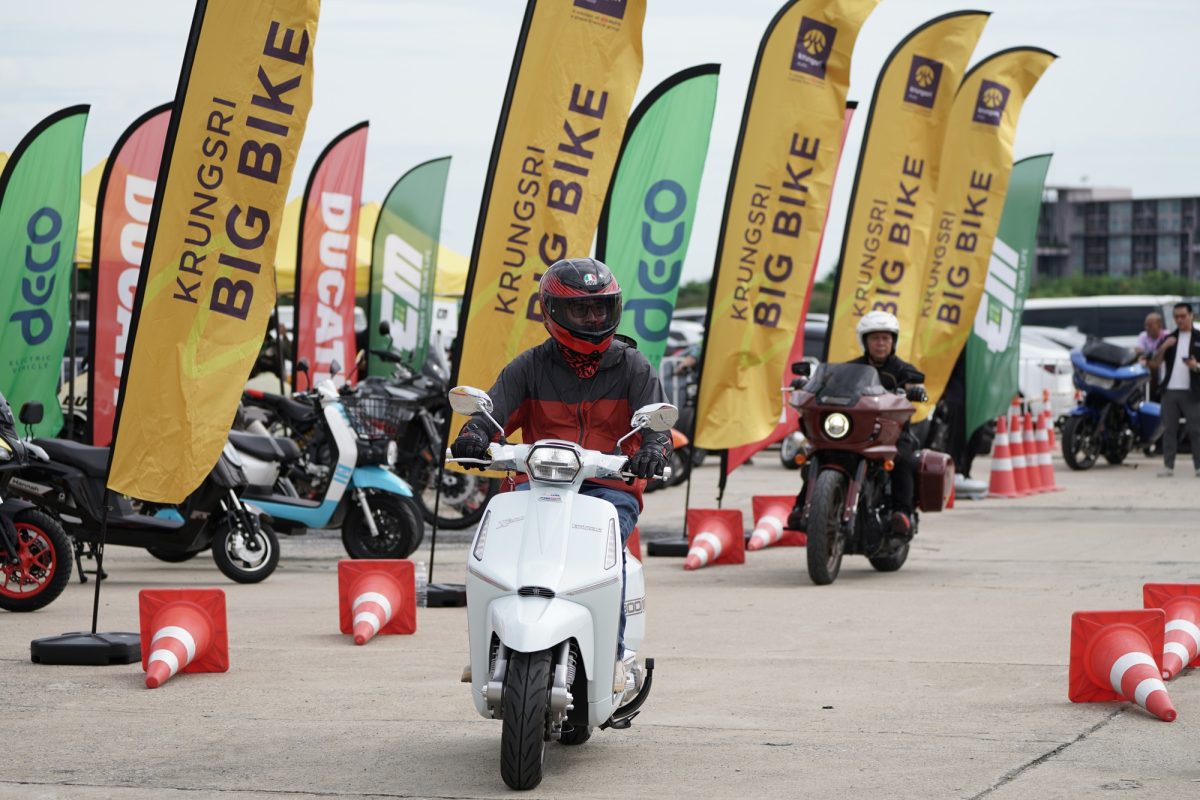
[1,0,1196,283]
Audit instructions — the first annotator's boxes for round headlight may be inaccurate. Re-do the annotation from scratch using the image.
[386,440,399,466]
[823,412,850,439]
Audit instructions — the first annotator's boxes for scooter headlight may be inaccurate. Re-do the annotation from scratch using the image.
[823,412,851,439]
[472,510,491,561]
[526,445,581,484]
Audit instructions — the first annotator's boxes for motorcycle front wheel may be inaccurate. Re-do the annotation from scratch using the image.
[0,509,73,612]
[1062,415,1099,470]
[805,469,847,586]
[211,517,279,583]
[342,492,424,559]
[500,648,553,790]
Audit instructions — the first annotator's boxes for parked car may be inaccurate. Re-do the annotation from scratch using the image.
[1018,332,1076,423]
[1022,295,1181,347]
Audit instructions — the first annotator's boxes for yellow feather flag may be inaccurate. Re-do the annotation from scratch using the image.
[910,47,1056,418]
[695,0,880,450]
[824,11,989,364]
[109,0,320,502]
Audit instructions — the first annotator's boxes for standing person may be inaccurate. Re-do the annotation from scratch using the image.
[1149,302,1200,477]
[450,258,671,688]
[1136,311,1168,401]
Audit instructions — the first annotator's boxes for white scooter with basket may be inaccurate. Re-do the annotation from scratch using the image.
[446,385,675,791]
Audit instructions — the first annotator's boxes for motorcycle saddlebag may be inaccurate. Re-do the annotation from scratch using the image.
[916,450,954,512]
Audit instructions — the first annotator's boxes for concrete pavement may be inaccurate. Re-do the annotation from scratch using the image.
[3,449,1200,799]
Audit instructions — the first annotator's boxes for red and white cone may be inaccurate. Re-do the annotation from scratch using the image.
[338,560,416,643]
[1041,389,1056,449]
[988,415,1020,498]
[748,495,805,550]
[1022,413,1045,494]
[684,509,744,570]
[1034,413,1062,492]
[1069,609,1176,721]
[138,588,228,689]
[1143,584,1200,680]
[1008,406,1032,497]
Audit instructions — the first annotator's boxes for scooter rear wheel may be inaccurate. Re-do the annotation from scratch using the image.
[0,509,73,612]
[805,470,846,586]
[501,649,553,790]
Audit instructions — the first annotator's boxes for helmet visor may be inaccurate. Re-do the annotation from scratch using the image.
[546,294,622,337]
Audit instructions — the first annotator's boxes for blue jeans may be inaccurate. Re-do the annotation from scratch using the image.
[515,482,639,655]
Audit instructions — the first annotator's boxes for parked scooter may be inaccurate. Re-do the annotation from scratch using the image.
[1062,339,1163,470]
[11,405,278,584]
[447,385,674,791]
[236,360,424,559]
[791,362,953,585]
[361,321,499,529]
[0,396,72,611]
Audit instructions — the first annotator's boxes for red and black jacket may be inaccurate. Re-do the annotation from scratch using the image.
[461,339,672,507]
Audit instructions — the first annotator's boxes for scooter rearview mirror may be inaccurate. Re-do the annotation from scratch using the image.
[791,361,811,377]
[449,386,506,440]
[296,358,310,374]
[629,402,678,433]
[378,319,391,337]
[329,359,342,378]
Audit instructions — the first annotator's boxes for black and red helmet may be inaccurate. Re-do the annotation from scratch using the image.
[540,258,622,355]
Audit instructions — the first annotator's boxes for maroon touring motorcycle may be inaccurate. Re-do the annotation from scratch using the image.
[790,362,953,585]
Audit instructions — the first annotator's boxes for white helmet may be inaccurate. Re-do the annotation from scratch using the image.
[856,310,900,350]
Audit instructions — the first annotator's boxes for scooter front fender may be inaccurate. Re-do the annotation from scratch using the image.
[489,594,594,674]
[352,465,413,497]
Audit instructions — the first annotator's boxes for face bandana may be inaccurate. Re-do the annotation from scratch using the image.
[558,343,603,379]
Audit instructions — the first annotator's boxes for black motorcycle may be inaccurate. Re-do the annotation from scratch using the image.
[361,321,498,529]
[10,409,279,584]
[0,397,72,611]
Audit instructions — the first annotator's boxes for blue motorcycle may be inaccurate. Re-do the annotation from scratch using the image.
[1061,340,1162,470]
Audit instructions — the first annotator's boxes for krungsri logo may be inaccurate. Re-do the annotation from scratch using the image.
[972,79,1011,125]
[791,17,837,79]
[903,55,943,108]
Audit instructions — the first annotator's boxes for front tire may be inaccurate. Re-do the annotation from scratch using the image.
[805,469,847,586]
[342,492,424,559]
[0,509,72,612]
[501,649,553,790]
[211,517,279,584]
[1062,415,1098,471]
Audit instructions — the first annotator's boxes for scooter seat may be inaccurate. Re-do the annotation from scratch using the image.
[244,391,320,426]
[228,430,302,463]
[32,438,110,478]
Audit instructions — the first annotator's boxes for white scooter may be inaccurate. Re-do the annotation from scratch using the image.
[447,385,676,791]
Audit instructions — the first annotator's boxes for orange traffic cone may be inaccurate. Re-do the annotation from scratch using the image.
[1034,412,1062,492]
[338,560,416,644]
[1022,413,1045,494]
[684,509,744,570]
[139,588,228,689]
[747,495,806,550]
[1008,408,1032,497]
[988,415,1020,498]
[1143,584,1200,680]
[1041,389,1056,449]
[1069,609,1176,721]
[627,526,642,559]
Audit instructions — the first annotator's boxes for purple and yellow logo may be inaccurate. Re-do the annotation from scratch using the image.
[791,17,837,79]
[574,0,626,19]
[904,55,943,108]
[972,79,1010,126]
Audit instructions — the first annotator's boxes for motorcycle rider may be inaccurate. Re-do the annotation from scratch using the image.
[849,311,927,535]
[450,257,671,683]
[789,311,927,536]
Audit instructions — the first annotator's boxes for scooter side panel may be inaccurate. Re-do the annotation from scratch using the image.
[251,498,339,529]
[352,465,414,497]
[623,555,646,655]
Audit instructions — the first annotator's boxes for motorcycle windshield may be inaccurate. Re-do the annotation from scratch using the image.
[805,363,885,406]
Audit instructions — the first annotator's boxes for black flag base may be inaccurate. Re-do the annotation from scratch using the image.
[30,631,141,666]
[426,583,467,608]
[646,538,688,557]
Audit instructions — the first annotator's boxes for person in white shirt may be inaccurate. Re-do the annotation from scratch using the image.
[1150,302,1200,477]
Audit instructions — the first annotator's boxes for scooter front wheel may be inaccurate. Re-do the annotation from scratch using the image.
[501,649,553,790]
[211,518,279,583]
[805,469,846,586]
[0,509,73,612]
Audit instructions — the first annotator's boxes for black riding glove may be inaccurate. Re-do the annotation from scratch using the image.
[451,427,490,468]
[626,443,668,479]
[906,385,929,403]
